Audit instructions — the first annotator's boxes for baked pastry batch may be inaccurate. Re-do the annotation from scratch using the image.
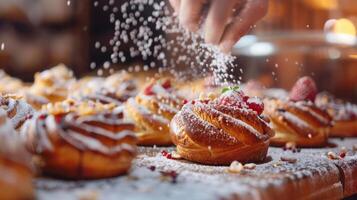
[0,64,356,198]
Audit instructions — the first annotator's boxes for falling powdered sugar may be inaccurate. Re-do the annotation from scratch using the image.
[93,0,239,86]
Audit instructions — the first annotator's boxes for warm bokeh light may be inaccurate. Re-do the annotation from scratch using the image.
[303,0,338,10]
[333,18,357,36]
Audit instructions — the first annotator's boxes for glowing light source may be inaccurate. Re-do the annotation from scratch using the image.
[324,18,357,45]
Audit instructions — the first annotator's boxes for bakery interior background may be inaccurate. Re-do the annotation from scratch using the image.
[0,0,356,102]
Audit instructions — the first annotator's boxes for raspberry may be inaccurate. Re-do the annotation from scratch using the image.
[289,76,318,102]
[161,80,171,89]
[144,83,155,95]
[216,90,244,108]
[246,97,264,115]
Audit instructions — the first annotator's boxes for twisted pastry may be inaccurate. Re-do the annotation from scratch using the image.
[76,72,138,105]
[315,92,357,137]
[0,94,34,129]
[170,89,274,165]
[28,64,75,104]
[264,98,332,147]
[21,101,137,179]
[0,109,34,199]
[126,79,184,145]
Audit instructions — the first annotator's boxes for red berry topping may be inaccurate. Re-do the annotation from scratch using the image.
[161,80,171,89]
[39,114,47,120]
[161,150,172,159]
[246,97,264,115]
[289,76,318,102]
[55,115,63,123]
[144,83,155,95]
[182,99,188,105]
[216,90,245,108]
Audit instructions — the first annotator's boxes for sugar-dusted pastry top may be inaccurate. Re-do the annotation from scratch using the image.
[264,98,332,138]
[315,92,357,121]
[0,94,34,129]
[170,88,274,164]
[29,64,75,103]
[125,79,185,145]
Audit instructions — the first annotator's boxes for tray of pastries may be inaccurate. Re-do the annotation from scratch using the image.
[0,64,357,200]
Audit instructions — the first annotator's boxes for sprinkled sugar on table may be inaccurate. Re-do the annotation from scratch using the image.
[36,138,357,200]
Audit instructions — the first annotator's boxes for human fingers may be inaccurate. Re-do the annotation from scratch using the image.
[179,0,207,32]
[204,0,236,44]
[219,0,268,53]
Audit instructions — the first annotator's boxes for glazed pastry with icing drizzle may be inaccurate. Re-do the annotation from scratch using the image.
[0,94,34,129]
[315,92,357,137]
[0,109,34,199]
[170,88,274,165]
[264,77,332,147]
[126,79,185,146]
[28,64,75,104]
[77,72,138,105]
[21,100,137,179]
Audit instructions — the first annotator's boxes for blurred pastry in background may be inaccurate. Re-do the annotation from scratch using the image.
[75,71,138,105]
[170,87,273,165]
[177,76,224,100]
[0,94,34,129]
[21,100,137,179]
[0,109,34,199]
[126,79,185,146]
[242,80,288,100]
[264,77,332,147]
[28,64,75,104]
[0,69,25,94]
[315,92,357,137]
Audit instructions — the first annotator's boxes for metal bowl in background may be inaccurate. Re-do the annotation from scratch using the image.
[232,31,357,103]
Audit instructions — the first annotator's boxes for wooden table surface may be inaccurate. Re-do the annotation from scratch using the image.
[35,138,357,200]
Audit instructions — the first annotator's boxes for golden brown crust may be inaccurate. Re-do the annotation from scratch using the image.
[264,98,332,147]
[0,70,25,94]
[125,80,184,146]
[315,92,357,137]
[170,98,274,165]
[28,64,75,103]
[0,109,34,199]
[21,102,137,179]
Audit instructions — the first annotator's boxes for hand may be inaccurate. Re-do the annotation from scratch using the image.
[169,0,268,53]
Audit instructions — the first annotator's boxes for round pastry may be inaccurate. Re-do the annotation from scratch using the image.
[21,101,137,179]
[262,76,332,147]
[315,92,357,137]
[0,94,34,129]
[264,98,332,147]
[0,70,24,94]
[76,72,138,105]
[0,109,34,199]
[126,79,184,146]
[28,64,75,103]
[170,88,274,165]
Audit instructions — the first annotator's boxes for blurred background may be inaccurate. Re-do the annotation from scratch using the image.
[0,0,356,102]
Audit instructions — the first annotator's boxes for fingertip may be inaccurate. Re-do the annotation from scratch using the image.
[219,40,235,54]
[180,20,199,32]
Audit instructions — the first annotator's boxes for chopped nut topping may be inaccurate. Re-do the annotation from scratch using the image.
[244,163,256,170]
[285,142,296,149]
[160,170,178,184]
[227,161,244,173]
[327,152,340,160]
[280,156,297,163]
[171,151,182,159]
[77,190,99,200]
